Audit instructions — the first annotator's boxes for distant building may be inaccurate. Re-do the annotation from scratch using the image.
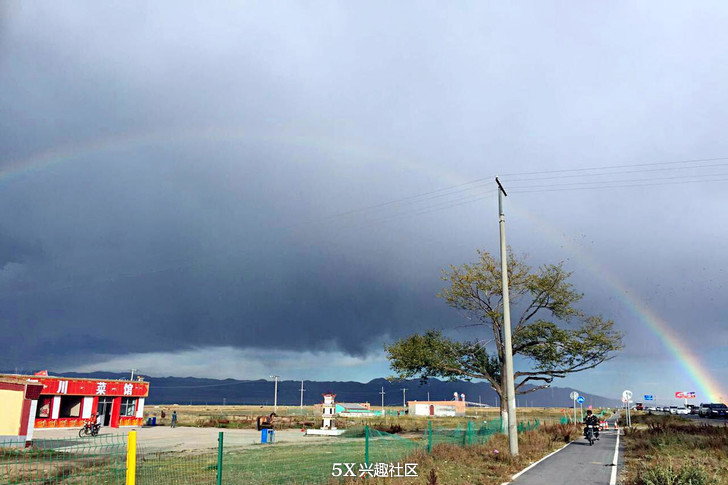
[408,400,466,417]
[0,373,150,430]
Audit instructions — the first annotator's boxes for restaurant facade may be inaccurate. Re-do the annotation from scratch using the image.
[0,374,150,429]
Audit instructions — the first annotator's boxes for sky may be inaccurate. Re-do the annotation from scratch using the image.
[1,1,727,404]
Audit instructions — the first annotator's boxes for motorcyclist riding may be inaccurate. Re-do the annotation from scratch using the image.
[584,409,600,440]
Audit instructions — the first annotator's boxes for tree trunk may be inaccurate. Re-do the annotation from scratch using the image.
[500,373,508,434]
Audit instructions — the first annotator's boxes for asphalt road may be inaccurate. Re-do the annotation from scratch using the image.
[510,412,622,485]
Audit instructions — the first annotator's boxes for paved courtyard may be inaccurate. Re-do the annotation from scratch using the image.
[33,426,337,452]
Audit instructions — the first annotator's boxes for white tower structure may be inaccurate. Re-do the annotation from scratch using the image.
[322,393,336,430]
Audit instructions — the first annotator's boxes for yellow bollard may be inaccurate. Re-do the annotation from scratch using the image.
[126,430,137,485]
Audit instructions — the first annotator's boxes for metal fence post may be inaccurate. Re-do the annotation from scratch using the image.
[126,431,137,485]
[427,421,432,454]
[216,432,224,485]
[364,425,370,465]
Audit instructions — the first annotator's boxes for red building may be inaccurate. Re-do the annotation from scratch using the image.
[1,374,150,429]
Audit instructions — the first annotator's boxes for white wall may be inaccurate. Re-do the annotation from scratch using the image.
[51,396,61,420]
[135,398,145,418]
[81,397,94,419]
[26,401,38,442]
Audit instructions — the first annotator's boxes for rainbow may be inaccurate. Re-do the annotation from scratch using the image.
[512,202,725,403]
[2,129,724,402]
[0,126,459,186]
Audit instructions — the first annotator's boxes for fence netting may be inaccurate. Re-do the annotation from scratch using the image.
[136,447,217,484]
[1,419,541,485]
[0,434,126,485]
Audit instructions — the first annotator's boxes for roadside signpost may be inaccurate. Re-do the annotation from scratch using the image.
[570,391,579,423]
[622,390,633,426]
[644,395,654,401]
[577,396,585,420]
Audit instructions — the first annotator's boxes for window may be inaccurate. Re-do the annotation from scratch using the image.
[59,396,83,418]
[36,396,52,418]
[120,398,136,417]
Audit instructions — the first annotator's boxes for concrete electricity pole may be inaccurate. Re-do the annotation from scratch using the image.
[270,375,279,412]
[496,177,519,456]
[401,388,407,408]
[300,380,305,409]
[380,387,386,410]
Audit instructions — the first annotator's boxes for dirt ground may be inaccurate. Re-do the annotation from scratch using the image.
[32,426,338,452]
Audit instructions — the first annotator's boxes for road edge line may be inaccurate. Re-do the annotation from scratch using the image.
[609,430,621,485]
[500,441,572,485]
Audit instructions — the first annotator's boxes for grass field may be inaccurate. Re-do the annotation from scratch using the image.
[145,404,578,431]
[621,414,728,485]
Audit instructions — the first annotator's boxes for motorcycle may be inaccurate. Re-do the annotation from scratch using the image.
[584,424,598,446]
[79,421,100,438]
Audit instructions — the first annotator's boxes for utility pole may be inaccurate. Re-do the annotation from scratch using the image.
[300,380,305,409]
[496,177,518,456]
[270,375,279,412]
[401,388,407,408]
[380,387,386,410]
[130,369,136,381]
[223,397,226,406]
[427,391,430,401]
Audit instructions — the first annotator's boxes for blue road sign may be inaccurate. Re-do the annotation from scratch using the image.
[577,396,585,404]
[644,395,654,401]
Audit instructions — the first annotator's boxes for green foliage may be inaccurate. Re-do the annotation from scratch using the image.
[386,249,623,399]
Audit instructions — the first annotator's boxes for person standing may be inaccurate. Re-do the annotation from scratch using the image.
[171,410,177,428]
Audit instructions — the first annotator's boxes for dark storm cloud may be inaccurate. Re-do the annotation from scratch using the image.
[1,0,728,395]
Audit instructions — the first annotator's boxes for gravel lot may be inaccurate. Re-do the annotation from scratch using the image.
[33,426,338,452]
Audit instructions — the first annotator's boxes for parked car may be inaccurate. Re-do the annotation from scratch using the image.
[669,406,678,414]
[675,407,689,415]
[688,405,699,415]
[698,403,728,418]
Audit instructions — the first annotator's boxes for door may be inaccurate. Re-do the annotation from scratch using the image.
[97,398,113,426]
[429,405,435,416]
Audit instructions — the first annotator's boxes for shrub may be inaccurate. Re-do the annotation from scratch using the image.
[638,461,713,485]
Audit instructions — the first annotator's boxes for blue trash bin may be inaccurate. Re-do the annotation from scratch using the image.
[261,429,275,443]
[152,417,156,426]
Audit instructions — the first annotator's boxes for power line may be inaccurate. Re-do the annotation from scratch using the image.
[507,171,728,191]
[499,155,728,178]
[509,175,728,194]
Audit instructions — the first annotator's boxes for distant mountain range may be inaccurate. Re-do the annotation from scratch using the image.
[13,370,620,408]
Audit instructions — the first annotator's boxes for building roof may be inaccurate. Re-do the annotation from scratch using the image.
[336,403,369,410]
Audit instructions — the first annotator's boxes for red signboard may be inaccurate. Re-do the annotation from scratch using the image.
[30,377,149,397]
[675,391,696,399]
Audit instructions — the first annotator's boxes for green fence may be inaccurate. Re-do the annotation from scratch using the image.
[1,419,541,485]
[0,434,127,484]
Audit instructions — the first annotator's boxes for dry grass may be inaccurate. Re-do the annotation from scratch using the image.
[144,404,578,432]
[621,415,728,485]
[331,423,580,485]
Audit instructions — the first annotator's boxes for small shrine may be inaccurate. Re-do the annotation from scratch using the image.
[305,393,346,436]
